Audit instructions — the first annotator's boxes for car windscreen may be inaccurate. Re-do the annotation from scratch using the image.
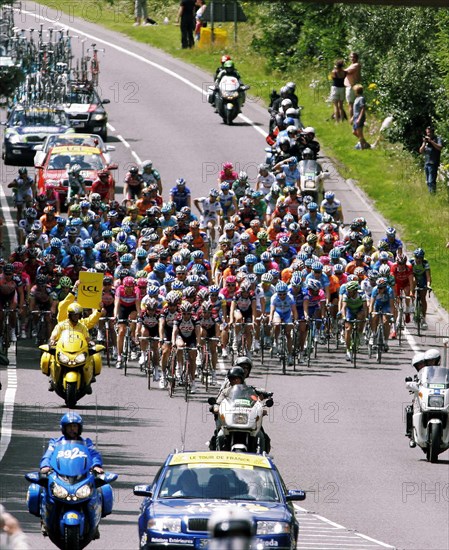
[12,110,67,126]
[48,153,104,171]
[66,92,94,104]
[158,464,280,502]
[46,135,101,150]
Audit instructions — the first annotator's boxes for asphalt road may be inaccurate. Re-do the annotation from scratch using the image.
[0,5,448,550]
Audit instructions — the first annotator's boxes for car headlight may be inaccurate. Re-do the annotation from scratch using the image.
[256,521,290,535]
[148,517,182,533]
[52,483,69,499]
[428,395,444,408]
[92,114,106,121]
[75,353,86,364]
[7,133,22,144]
[75,484,93,499]
[58,352,70,364]
[232,413,248,425]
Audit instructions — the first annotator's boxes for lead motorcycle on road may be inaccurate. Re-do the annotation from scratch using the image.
[406,366,449,463]
[208,384,273,453]
[209,75,250,125]
[25,440,118,550]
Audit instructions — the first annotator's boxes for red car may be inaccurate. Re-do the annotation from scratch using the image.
[35,144,117,202]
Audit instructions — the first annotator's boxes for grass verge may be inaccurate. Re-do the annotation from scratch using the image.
[34,0,449,312]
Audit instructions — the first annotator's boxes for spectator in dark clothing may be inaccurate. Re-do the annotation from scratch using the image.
[177,0,196,49]
[419,125,443,194]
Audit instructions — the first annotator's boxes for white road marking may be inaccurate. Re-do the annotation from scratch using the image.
[117,134,131,148]
[295,505,396,549]
[132,150,142,165]
[107,122,116,132]
[0,175,19,462]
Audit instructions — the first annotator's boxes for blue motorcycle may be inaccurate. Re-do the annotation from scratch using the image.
[25,441,118,550]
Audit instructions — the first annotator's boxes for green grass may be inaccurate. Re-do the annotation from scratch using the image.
[35,0,449,311]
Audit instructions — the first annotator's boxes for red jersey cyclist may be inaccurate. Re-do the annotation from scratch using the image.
[114,276,141,369]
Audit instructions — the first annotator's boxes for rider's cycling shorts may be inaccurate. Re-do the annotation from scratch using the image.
[373,303,391,314]
[0,294,16,307]
[273,311,292,324]
[117,304,137,321]
[202,325,217,339]
[330,291,339,302]
[176,333,196,347]
[345,308,364,321]
[104,303,114,318]
[236,308,252,323]
[141,324,159,338]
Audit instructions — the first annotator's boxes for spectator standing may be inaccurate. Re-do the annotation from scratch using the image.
[195,0,207,42]
[0,504,30,550]
[344,52,362,119]
[177,0,196,49]
[352,85,370,150]
[330,59,347,122]
[133,0,149,26]
[419,125,443,194]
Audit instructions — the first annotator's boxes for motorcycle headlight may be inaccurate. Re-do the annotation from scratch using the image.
[223,92,239,100]
[75,484,93,499]
[52,483,69,499]
[148,517,182,533]
[75,353,86,364]
[232,413,249,425]
[428,395,444,408]
[58,352,70,364]
[256,521,290,535]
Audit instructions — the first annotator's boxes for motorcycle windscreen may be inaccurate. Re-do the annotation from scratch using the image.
[50,441,93,477]
[219,76,240,94]
[227,384,259,408]
[420,367,449,389]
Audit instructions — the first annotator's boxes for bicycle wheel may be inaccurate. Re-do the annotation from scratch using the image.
[306,325,313,368]
[376,327,383,364]
[3,316,10,351]
[168,348,176,398]
[352,328,359,369]
[105,328,111,368]
[280,329,287,375]
[146,351,152,390]
[397,307,404,346]
[292,325,299,371]
[184,357,190,403]
[123,330,129,376]
[260,324,265,365]
[414,298,422,337]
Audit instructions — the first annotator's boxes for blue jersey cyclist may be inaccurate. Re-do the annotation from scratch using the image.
[269,281,298,366]
[369,277,395,352]
[169,178,191,210]
[340,281,368,361]
[381,227,403,258]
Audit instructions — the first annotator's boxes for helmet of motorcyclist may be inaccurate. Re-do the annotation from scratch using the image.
[286,81,296,92]
[281,98,293,110]
[223,60,235,71]
[60,412,83,436]
[67,303,83,316]
[227,366,245,383]
[411,351,426,372]
[303,126,316,136]
[235,356,253,377]
[301,148,315,161]
[424,348,441,366]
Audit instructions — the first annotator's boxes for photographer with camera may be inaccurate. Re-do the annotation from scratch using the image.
[419,125,443,194]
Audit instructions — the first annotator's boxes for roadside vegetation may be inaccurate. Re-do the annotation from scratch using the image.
[33,0,449,310]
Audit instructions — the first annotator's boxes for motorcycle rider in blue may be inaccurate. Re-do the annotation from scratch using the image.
[40,413,103,475]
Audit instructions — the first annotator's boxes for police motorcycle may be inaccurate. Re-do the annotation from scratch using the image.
[208,384,273,453]
[209,75,250,125]
[298,148,328,203]
[25,443,117,549]
[406,366,449,463]
[40,330,104,408]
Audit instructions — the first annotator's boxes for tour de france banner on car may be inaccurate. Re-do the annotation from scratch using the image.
[77,272,104,309]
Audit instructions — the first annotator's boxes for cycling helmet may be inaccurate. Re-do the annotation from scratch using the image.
[362,236,373,246]
[82,238,94,249]
[226,275,237,285]
[208,285,220,295]
[68,303,83,315]
[307,202,318,211]
[171,281,184,291]
[269,269,280,279]
[142,159,153,169]
[334,264,345,274]
[209,188,219,198]
[396,254,407,264]
[144,297,158,310]
[224,223,235,232]
[378,241,389,251]
[275,282,288,293]
[120,253,133,264]
[346,281,359,292]
[261,273,273,283]
[324,191,335,201]
[354,267,365,277]
[161,204,171,214]
[135,277,147,289]
[240,280,251,292]
[25,207,38,218]
[59,276,72,288]
[413,248,425,258]
[379,251,389,260]
[369,269,379,279]
[176,177,186,187]
[129,165,139,175]
[253,263,266,275]
[424,348,441,366]
[36,274,47,285]
[123,276,135,287]
[312,262,323,271]
[166,291,180,304]
[153,262,166,273]
[376,277,388,288]
[180,301,193,313]
[385,227,396,236]
[32,221,42,231]
[187,275,200,287]
[60,412,83,435]
[227,366,245,382]
[240,233,250,243]
[307,279,321,291]
[72,254,84,265]
[220,182,230,191]
[379,264,391,276]
[192,264,206,274]
[69,164,81,174]
[244,254,257,265]
[136,248,147,259]
[50,238,62,248]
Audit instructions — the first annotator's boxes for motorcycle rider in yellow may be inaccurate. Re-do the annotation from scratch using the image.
[42,303,103,396]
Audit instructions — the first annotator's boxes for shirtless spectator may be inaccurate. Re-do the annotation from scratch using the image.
[344,52,362,119]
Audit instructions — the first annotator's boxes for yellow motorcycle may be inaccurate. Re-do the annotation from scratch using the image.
[40,330,104,408]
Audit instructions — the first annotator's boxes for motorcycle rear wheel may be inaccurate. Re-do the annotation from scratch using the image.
[64,525,80,550]
[65,382,77,409]
[427,423,441,463]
